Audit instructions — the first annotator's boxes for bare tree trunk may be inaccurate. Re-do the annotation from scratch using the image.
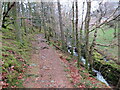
[2,2,15,28]
[0,2,3,87]
[114,23,117,38]
[89,28,97,71]
[117,0,120,64]
[28,2,34,33]
[21,2,27,35]
[85,1,91,70]
[75,0,80,67]
[79,2,85,61]
[13,2,22,43]
[41,2,47,38]
[57,0,65,50]
[80,2,85,44]
[0,2,3,29]
[71,2,75,56]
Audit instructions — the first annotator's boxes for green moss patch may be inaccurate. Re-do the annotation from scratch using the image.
[93,51,120,86]
[2,27,35,88]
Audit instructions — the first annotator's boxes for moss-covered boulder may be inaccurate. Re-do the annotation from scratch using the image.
[93,51,120,87]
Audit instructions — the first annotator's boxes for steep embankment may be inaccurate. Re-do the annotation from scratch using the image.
[1,25,35,88]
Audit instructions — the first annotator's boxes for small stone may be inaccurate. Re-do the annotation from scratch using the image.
[41,80,45,82]
[30,63,37,66]
[51,80,55,83]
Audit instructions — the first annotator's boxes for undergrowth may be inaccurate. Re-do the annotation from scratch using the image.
[1,25,38,88]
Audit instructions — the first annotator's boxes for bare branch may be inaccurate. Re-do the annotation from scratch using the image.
[89,6,119,33]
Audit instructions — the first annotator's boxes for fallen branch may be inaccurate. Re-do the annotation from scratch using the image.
[51,42,63,51]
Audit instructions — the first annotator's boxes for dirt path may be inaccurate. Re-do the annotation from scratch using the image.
[24,34,73,88]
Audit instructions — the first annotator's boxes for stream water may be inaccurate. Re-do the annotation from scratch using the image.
[67,46,110,86]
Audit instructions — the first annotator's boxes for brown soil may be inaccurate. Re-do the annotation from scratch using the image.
[23,34,73,88]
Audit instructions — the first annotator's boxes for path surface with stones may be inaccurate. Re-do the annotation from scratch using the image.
[24,34,73,88]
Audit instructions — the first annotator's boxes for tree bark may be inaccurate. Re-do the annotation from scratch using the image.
[71,1,75,56]
[13,2,22,43]
[21,2,27,35]
[79,2,84,62]
[75,0,80,67]
[84,1,91,70]
[0,2,3,29]
[41,2,47,38]
[2,2,15,28]
[28,2,34,33]
[57,0,65,50]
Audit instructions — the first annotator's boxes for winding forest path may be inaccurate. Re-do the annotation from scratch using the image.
[23,34,73,88]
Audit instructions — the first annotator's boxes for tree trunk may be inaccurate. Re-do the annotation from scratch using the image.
[2,2,15,28]
[71,2,75,56]
[84,1,91,70]
[0,2,3,84]
[57,0,65,50]
[79,2,84,62]
[89,28,97,71]
[13,2,22,43]
[0,2,3,29]
[114,23,117,38]
[75,0,80,67]
[41,2,47,38]
[21,2,27,35]
[28,2,34,33]
[80,2,85,44]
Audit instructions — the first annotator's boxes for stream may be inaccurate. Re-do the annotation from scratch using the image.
[67,45,110,86]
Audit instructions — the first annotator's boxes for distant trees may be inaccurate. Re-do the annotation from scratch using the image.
[1,0,119,73]
[1,1,37,43]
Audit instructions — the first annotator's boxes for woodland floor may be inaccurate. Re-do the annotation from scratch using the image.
[23,34,108,88]
[23,34,73,88]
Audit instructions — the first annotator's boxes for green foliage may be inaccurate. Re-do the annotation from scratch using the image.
[93,51,120,69]
[79,70,89,79]
[64,69,70,72]
[90,26,118,61]
[2,43,26,87]
[66,56,72,61]
[2,27,16,39]
[93,51,120,86]
[2,25,34,88]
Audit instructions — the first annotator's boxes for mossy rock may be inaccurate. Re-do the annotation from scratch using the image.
[93,51,120,86]
[93,51,120,69]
